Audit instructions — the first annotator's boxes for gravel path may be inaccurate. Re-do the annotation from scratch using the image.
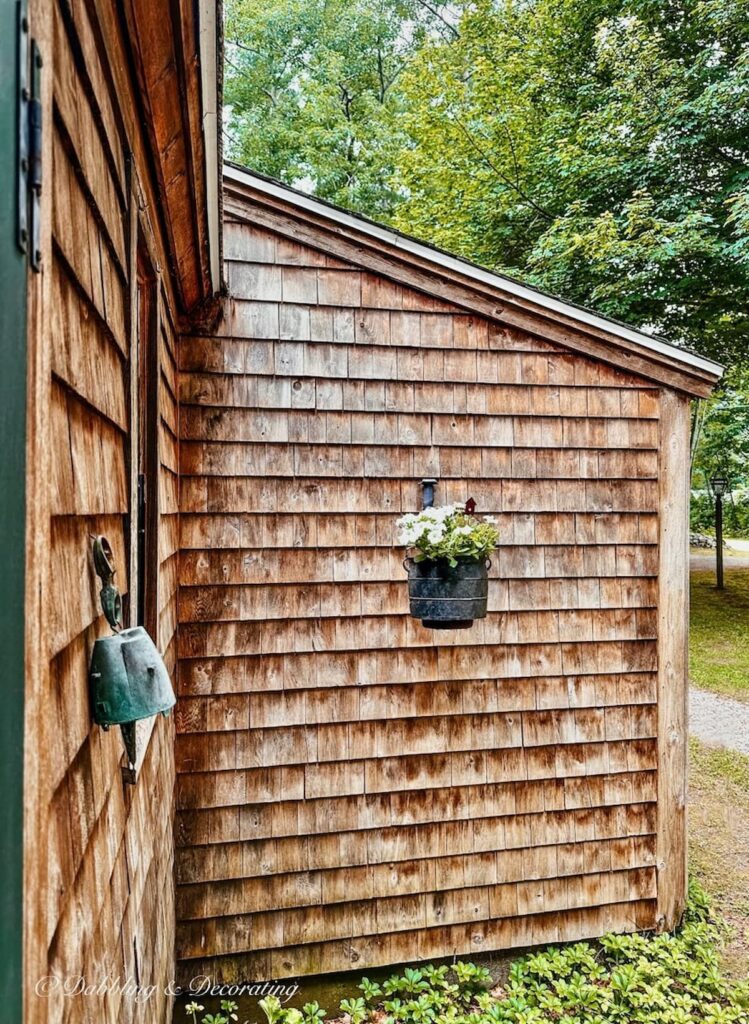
[690,552,749,571]
[689,688,749,756]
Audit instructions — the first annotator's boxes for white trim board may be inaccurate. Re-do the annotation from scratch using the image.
[199,0,221,293]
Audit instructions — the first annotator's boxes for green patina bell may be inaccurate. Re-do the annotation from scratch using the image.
[89,536,175,730]
[90,626,175,727]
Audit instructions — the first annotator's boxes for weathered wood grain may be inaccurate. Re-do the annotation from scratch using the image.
[25,0,189,1020]
[174,213,680,980]
[222,184,716,397]
[655,390,690,930]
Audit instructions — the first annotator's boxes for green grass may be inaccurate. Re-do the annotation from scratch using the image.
[690,568,749,701]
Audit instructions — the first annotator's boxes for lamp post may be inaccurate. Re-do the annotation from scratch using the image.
[710,476,727,590]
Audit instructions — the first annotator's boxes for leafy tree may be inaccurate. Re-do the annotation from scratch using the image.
[692,372,749,493]
[689,365,749,536]
[223,0,456,218]
[394,0,749,367]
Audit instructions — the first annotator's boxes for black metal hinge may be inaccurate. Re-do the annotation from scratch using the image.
[17,2,42,272]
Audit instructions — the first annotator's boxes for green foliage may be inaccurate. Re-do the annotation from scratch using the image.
[223,0,454,218]
[690,368,749,535]
[193,895,748,1023]
[690,492,749,540]
[692,371,749,493]
[260,996,286,1024]
[397,504,499,566]
[358,978,383,1002]
[394,0,749,368]
[339,997,368,1023]
[185,999,238,1024]
[302,1001,327,1024]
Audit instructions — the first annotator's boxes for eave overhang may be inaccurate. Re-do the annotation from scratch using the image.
[122,0,222,314]
[224,162,723,399]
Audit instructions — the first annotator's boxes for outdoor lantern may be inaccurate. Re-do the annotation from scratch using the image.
[709,477,728,590]
[89,536,175,733]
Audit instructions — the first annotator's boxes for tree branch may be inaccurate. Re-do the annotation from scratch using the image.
[411,0,460,40]
[452,116,555,221]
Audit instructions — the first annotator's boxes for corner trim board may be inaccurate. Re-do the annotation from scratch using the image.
[655,389,690,930]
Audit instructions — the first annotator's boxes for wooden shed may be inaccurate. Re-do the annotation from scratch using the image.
[5,2,723,1017]
[10,1,219,1021]
[172,167,721,981]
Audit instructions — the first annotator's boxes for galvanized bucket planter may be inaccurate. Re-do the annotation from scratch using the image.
[404,557,489,629]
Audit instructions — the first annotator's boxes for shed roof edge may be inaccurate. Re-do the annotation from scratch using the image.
[223,162,724,390]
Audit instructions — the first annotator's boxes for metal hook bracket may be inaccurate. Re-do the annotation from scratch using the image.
[92,535,122,633]
[421,478,438,509]
[91,536,138,781]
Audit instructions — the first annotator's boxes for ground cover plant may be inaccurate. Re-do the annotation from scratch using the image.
[182,884,749,1024]
[690,569,749,701]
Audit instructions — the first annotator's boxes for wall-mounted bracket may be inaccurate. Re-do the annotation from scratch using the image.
[17,5,42,271]
[90,536,175,785]
[421,478,438,509]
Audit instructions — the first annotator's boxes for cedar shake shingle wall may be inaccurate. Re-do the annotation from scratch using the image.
[25,3,178,1022]
[175,216,662,980]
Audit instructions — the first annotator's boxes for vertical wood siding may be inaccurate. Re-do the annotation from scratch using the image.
[175,218,663,980]
[25,3,179,1021]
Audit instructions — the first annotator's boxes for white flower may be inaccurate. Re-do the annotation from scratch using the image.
[401,530,423,546]
[455,525,473,536]
[484,515,497,524]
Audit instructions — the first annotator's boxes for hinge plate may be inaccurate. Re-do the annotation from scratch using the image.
[16,2,28,255]
[29,40,43,271]
[17,4,42,271]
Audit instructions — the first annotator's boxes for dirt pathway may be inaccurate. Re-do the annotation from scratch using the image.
[690,688,749,755]
[689,742,749,980]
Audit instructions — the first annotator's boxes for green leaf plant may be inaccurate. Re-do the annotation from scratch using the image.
[187,883,748,1024]
[396,503,499,567]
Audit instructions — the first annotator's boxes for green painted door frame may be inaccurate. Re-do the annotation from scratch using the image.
[0,0,28,1018]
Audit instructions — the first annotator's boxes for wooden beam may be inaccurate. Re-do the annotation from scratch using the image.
[118,0,214,312]
[24,0,54,1017]
[655,389,690,930]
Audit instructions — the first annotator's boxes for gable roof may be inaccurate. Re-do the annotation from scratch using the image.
[223,162,723,397]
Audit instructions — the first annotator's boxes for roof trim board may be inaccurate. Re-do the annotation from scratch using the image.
[223,162,723,398]
[198,0,221,295]
[121,0,222,313]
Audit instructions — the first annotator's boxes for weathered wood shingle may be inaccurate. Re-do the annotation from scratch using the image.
[176,216,665,980]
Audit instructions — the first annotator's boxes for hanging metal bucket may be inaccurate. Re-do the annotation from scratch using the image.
[404,557,490,629]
